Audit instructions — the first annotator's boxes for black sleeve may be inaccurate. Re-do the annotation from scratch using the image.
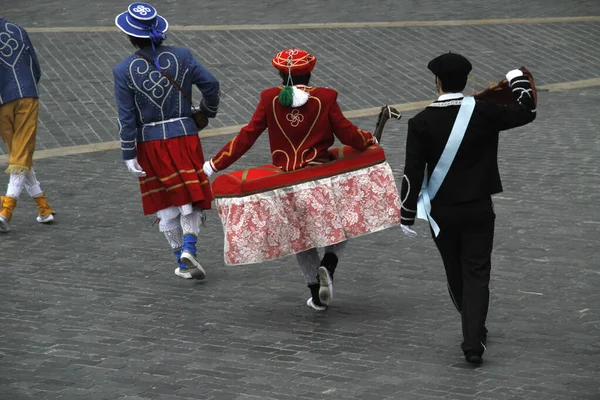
[487,75,537,131]
[400,117,426,226]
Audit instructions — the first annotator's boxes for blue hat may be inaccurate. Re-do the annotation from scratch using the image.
[115,3,168,70]
[115,3,168,39]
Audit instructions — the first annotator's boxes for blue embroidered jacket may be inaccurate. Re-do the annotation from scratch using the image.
[113,45,220,160]
[0,18,41,105]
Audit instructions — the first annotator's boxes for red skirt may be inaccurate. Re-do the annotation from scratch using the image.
[136,135,213,215]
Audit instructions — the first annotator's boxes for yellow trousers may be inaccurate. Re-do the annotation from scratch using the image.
[0,97,38,174]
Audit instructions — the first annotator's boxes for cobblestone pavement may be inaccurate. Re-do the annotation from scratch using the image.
[1,3,600,155]
[3,0,600,26]
[1,1,600,399]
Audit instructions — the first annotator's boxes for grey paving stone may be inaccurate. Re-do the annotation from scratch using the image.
[2,15,600,155]
[4,0,600,27]
[0,3,599,400]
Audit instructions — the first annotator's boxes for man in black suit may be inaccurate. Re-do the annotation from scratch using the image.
[399,52,536,364]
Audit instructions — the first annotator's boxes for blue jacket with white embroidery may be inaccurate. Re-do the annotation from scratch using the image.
[113,45,220,160]
[0,18,41,105]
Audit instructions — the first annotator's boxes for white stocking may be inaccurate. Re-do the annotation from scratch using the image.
[24,168,43,198]
[163,226,184,250]
[6,173,27,199]
[180,210,203,236]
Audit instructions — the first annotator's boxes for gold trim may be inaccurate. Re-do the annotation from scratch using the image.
[5,165,31,174]
[212,137,238,166]
[142,179,208,195]
[140,169,203,184]
[271,95,322,171]
[141,187,164,197]
[166,180,201,191]
[160,169,196,182]
[271,150,291,171]
[301,147,318,164]
[166,183,184,192]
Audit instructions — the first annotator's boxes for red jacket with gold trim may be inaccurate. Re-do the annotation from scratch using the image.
[210,86,376,173]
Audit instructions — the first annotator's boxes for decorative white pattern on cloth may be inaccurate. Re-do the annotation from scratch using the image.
[6,173,26,199]
[164,226,183,249]
[156,204,193,231]
[428,99,464,108]
[215,162,401,265]
[180,210,202,236]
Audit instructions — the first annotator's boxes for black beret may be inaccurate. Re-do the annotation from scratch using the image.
[427,52,472,79]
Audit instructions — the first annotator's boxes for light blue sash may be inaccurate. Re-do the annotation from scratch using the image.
[417,96,476,237]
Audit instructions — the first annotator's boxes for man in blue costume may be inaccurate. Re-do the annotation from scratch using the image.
[113,2,220,279]
[0,18,56,232]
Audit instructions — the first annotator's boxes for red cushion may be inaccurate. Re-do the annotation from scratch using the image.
[213,145,386,198]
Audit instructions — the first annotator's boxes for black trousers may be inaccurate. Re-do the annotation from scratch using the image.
[430,197,495,355]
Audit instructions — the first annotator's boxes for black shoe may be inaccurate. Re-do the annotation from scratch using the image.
[465,351,483,364]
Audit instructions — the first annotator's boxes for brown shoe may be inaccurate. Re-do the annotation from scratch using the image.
[0,195,17,232]
[33,193,55,223]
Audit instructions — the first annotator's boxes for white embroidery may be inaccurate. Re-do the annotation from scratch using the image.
[401,174,416,213]
[286,109,304,127]
[428,99,463,108]
[0,31,19,58]
[129,51,180,138]
[0,22,26,98]
[133,5,152,15]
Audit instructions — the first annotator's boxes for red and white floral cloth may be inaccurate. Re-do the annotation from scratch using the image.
[216,162,401,265]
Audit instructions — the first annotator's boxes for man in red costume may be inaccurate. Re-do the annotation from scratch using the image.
[203,48,378,310]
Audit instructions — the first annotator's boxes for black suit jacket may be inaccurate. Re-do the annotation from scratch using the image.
[400,75,536,226]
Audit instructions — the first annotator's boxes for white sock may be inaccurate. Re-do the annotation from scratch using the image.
[24,168,43,198]
[6,173,27,199]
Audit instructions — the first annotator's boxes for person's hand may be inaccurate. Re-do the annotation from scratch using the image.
[193,110,209,131]
[506,69,524,86]
[203,160,215,177]
[401,224,418,238]
[125,158,146,177]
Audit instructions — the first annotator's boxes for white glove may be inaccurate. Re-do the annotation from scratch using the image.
[203,160,215,177]
[401,224,418,238]
[125,158,146,177]
[506,69,524,86]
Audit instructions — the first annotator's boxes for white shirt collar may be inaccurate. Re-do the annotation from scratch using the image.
[437,93,464,101]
